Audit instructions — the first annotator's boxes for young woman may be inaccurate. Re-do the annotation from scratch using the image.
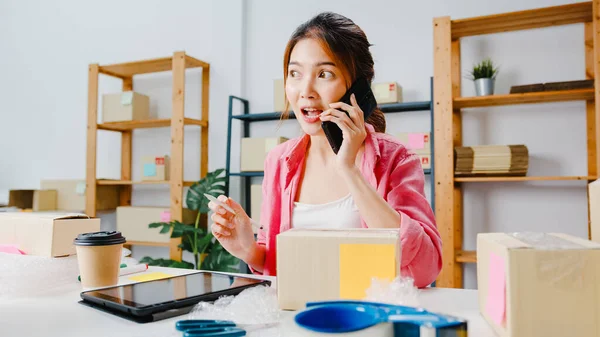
[208,12,442,288]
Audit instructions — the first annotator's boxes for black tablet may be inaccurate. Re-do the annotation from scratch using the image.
[79,271,271,322]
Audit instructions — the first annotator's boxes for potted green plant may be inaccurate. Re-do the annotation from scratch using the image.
[139,168,240,272]
[467,58,499,96]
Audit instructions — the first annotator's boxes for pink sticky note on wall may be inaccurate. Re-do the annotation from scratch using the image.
[0,244,25,255]
[486,252,506,326]
[408,134,425,150]
[160,211,171,222]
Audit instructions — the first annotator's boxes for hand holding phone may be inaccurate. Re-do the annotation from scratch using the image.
[321,77,378,154]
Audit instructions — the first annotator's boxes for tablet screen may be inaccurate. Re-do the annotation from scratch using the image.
[82,272,269,308]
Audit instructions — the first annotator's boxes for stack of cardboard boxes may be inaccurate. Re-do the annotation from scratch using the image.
[396,132,431,169]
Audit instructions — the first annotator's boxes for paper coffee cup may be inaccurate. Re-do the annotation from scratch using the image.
[74,231,126,288]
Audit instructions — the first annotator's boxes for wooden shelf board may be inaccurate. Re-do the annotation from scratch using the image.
[98,118,207,131]
[125,241,170,247]
[454,175,596,182]
[454,88,594,109]
[97,180,195,187]
[185,55,209,69]
[98,54,209,78]
[451,2,591,38]
[456,250,476,263]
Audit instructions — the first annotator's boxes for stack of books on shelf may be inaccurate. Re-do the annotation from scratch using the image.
[454,145,528,177]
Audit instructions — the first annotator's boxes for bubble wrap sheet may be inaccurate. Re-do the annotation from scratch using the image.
[0,253,80,300]
[186,284,283,337]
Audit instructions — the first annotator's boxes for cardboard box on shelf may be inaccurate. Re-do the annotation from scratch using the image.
[141,155,170,181]
[419,154,431,169]
[102,91,150,123]
[241,137,288,172]
[277,228,401,310]
[40,180,119,212]
[0,212,100,257]
[116,206,198,243]
[396,132,430,154]
[273,79,286,112]
[8,189,57,211]
[477,232,600,337]
[371,82,402,104]
[250,184,262,233]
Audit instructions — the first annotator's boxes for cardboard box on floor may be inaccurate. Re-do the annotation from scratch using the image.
[241,137,288,172]
[8,189,57,211]
[477,232,600,337]
[277,228,401,310]
[116,206,198,243]
[0,212,100,257]
[40,180,119,212]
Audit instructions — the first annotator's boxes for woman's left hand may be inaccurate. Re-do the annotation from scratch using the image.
[320,93,367,169]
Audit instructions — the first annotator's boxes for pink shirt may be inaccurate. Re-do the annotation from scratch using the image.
[254,123,442,288]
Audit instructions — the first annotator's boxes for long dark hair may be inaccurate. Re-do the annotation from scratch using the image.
[281,12,386,133]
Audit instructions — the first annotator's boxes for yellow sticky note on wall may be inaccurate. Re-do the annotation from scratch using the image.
[339,243,397,299]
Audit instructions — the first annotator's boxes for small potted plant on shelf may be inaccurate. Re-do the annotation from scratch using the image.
[467,58,499,96]
[139,168,241,272]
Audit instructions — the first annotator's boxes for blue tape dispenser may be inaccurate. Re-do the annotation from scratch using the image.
[294,300,468,336]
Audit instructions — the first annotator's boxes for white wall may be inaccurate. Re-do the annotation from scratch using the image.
[0,0,590,288]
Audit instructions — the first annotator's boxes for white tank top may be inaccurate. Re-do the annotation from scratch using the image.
[291,194,362,229]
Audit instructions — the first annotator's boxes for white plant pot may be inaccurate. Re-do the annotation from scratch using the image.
[474,78,495,96]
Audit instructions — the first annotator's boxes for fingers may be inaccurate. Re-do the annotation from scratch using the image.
[211,212,234,229]
[208,201,228,215]
[328,93,364,126]
[211,223,231,237]
[320,110,357,134]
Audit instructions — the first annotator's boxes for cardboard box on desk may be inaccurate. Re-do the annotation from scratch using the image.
[40,180,119,211]
[9,189,57,211]
[277,228,401,310]
[116,206,198,243]
[241,137,288,172]
[477,232,600,337]
[0,212,100,257]
[102,91,150,123]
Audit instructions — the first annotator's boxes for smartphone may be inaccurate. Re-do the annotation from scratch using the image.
[321,77,378,154]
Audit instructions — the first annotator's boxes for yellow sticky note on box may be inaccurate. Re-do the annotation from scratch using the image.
[339,243,397,299]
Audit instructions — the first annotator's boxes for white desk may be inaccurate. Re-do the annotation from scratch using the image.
[0,266,495,337]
